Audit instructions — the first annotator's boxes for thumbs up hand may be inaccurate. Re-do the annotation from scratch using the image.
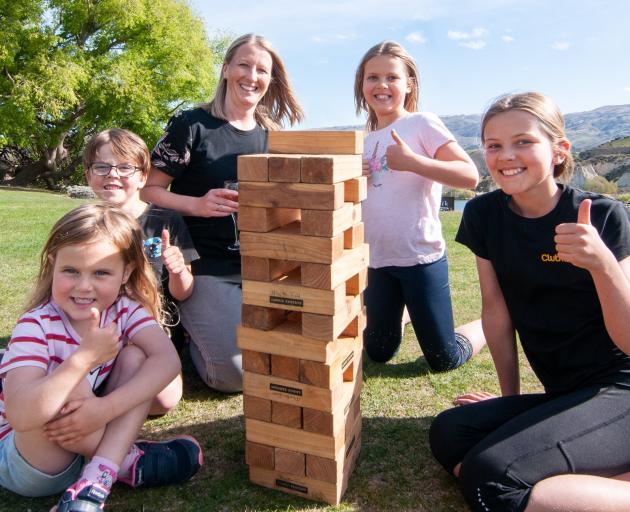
[385,129,415,172]
[161,229,186,276]
[76,308,119,369]
[555,199,610,271]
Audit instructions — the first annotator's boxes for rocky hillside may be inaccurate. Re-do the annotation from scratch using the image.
[333,104,630,152]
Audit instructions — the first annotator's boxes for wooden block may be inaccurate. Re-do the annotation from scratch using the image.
[306,414,362,484]
[301,244,369,290]
[243,345,361,413]
[268,155,302,182]
[242,349,271,375]
[248,416,362,505]
[302,294,362,341]
[241,256,299,282]
[238,206,300,232]
[344,176,367,203]
[345,267,368,296]
[242,273,346,316]
[241,304,288,331]
[238,155,269,182]
[243,395,272,422]
[341,309,366,337]
[246,416,353,459]
[272,402,302,428]
[268,131,363,155]
[300,155,362,184]
[299,337,360,389]
[239,182,344,211]
[240,222,344,265]
[303,374,362,436]
[300,203,355,238]
[271,354,300,381]
[274,448,305,477]
[343,222,364,249]
[238,322,356,364]
[246,441,274,469]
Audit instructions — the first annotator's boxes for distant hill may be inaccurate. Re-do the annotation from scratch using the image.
[328,104,630,152]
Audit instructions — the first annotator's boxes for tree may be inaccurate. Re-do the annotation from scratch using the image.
[0,0,227,188]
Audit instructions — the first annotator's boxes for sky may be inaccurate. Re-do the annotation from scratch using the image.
[189,0,630,129]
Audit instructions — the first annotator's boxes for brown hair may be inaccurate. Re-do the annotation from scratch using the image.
[481,92,574,179]
[204,33,304,130]
[354,41,420,131]
[25,204,162,322]
[83,128,151,177]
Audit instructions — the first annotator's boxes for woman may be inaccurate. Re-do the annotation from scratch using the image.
[142,34,304,392]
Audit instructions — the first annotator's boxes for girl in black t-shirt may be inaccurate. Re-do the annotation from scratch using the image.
[430,92,630,512]
[142,34,303,393]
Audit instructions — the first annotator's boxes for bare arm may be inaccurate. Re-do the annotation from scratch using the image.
[97,324,181,420]
[477,256,520,396]
[4,310,119,431]
[385,130,479,189]
[592,256,630,352]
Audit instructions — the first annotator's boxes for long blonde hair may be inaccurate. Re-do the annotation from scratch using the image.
[204,33,304,130]
[25,204,162,321]
[481,92,574,180]
[354,41,420,131]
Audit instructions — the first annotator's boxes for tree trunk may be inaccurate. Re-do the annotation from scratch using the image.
[2,136,69,189]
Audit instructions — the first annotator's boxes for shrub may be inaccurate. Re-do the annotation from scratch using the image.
[582,176,617,195]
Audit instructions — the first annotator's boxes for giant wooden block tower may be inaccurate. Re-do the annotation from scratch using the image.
[237,131,368,505]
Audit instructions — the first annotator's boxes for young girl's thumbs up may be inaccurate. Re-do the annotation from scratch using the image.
[577,199,592,225]
[391,129,404,145]
[88,307,100,327]
[386,129,414,172]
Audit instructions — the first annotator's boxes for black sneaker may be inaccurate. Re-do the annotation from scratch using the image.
[55,483,108,511]
[120,435,203,488]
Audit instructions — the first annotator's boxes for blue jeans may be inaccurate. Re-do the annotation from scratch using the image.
[363,256,471,371]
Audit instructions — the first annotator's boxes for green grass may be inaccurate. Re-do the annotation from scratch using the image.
[0,189,542,511]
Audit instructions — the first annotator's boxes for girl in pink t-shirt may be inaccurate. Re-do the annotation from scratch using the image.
[0,204,201,511]
[354,41,485,372]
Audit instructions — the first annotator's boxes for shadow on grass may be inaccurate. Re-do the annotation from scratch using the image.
[362,353,433,380]
[0,415,467,512]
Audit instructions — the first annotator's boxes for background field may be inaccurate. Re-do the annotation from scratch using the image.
[0,189,542,512]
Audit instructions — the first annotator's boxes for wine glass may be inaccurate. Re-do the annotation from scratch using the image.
[224,180,239,251]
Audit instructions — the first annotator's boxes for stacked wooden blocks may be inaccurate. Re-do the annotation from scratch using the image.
[237,131,368,505]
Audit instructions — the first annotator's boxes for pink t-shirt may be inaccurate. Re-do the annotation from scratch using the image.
[0,296,156,440]
[362,112,455,268]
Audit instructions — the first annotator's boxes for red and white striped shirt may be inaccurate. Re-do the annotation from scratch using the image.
[0,296,156,440]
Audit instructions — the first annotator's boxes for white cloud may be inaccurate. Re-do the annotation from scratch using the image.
[406,31,427,43]
[461,40,487,50]
[551,41,571,51]
[448,30,469,40]
[470,28,488,38]
[624,87,630,92]
[502,35,514,43]
[448,27,487,40]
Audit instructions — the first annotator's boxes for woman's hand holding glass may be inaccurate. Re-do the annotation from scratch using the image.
[192,187,238,218]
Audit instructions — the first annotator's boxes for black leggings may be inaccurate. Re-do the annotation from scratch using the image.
[429,385,630,512]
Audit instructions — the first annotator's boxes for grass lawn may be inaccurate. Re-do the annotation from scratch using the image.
[0,189,542,511]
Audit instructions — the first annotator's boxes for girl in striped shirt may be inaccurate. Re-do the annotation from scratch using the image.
[0,204,201,511]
